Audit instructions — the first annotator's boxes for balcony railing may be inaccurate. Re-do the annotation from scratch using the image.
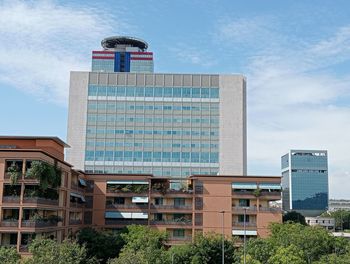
[23,197,59,206]
[151,204,192,210]
[106,203,148,209]
[105,219,148,225]
[70,202,85,208]
[232,221,257,227]
[19,245,29,252]
[232,206,257,213]
[69,219,82,225]
[21,220,58,228]
[167,236,192,243]
[71,183,85,193]
[2,196,20,203]
[259,207,282,213]
[150,220,192,226]
[0,219,19,227]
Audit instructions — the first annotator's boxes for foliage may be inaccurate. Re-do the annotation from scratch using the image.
[26,161,61,190]
[107,250,147,264]
[244,223,350,263]
[168,233,238,264]
[77,227,126,263]
[7,162,22,185]
[0,246,20,264]
[252,188,261,197]
[267,245,306,264]
[245,238,274,263]
[110,225,168,264]
[322,209,350,230]
[108,184,149,194]
[152,182,168,195]
[282,211,306,225]
[23,238,97,264]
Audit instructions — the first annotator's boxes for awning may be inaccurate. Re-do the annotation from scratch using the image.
[259,183,281,190]
[70,192,86,202]
[107,180,149,185]
[132,197,149,203]
[79,178,87,187]
[105,211,148,219]
[232,183,258,189]
[232,230,257,236]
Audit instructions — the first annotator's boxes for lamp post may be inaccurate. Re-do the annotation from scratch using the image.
[220,210,225,264]
[243,207,247,264]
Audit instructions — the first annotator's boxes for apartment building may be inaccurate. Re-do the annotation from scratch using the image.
[0,136,88,254]
[0,136,281,251]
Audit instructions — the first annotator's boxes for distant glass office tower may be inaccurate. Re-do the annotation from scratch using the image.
[281,150,329,216]
[67,36,247,178]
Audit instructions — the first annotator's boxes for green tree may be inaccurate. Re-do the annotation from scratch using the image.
[245,238,274,263]
[77,227,126,263]
[267,245,306,264]
[110,225,168,264]
[23,238,96,264]
[282,211,306,225]
[168,233,238,264]
[0,246,20,264]
[322,209,350,230]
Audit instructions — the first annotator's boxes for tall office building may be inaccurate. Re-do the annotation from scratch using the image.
[281,150,329,216]
[67,36,247,178]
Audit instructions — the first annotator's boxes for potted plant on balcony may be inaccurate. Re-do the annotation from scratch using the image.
[26,161,61,190]
[7,162,21,185]
[253,188,262,197]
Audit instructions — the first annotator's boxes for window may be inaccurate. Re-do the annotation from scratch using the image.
[155,197,163,205]
[174,198,185,207]
[145,87,154,97]
[114,197,125,204]
[238,199,250,207]
[238,215,249,223]
[154,213,163,221]
[173,229,185,238]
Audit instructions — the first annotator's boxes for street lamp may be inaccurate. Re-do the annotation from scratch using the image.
[220,211,225,264]
[243,207,247,264]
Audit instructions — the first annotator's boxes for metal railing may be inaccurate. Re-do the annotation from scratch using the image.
[0,220,19,227]
[2,196,20,203]
[106,203,148,209]
[105,219,148,225]
[21,220,58,228]
[232,221,257,227]
[150,220,192,226]
[259,207,282,212]
[151,204,192,210]
[69,219,82,225]
[23,197,59,206]
[232,206,257,212]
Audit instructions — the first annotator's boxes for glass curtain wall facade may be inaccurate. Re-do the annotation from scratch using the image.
[281,150,329,216]
[84,82,220,177]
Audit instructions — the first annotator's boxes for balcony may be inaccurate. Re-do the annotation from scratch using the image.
[70,202,85,208]
[167,236,192,244]
[150,220,192,226]
[69,219,82,225]
[232,206,257,213]
[71,183,85,193]
[151,204,192,211]
[21,220,58,228]
[2,196,20,203]
[106,203,148,209]
[105,219,148,225]
[0,219,19,227]
[232,221,257,227]
[259,207,282,213]
[19,245,29,252]
[23,197,59,206]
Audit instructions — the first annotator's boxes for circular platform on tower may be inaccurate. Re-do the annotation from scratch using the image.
[101,36,148,50]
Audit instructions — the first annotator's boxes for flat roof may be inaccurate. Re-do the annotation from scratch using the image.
[0,136,70,148]
[101,36,148,50]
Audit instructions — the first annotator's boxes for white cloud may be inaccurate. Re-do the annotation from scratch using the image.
[0,0,130,105]
[169,44,216,67]
[218,18,350,198]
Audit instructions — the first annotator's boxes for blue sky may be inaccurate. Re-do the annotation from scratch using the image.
[1,0,350,198]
